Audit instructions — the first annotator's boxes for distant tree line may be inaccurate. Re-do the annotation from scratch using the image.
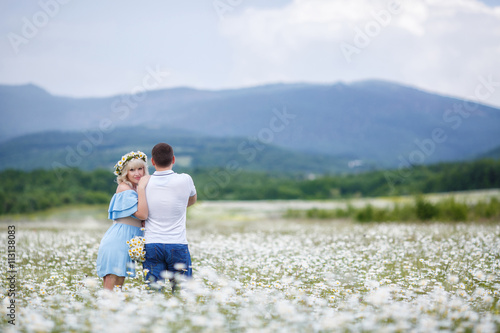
[189,158,500,200]
[0,159,499,216]
[285,196,500,222]
[0,168,115,215]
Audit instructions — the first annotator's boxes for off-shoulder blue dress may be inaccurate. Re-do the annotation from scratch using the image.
[96,190,144,278]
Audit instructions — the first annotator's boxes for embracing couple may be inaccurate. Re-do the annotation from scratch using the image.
[95,142,197,291]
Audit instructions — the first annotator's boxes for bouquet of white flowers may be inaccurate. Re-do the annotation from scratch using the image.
[127,236,146,262]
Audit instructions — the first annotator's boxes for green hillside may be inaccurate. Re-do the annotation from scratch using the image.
[1,159,499,216]
[0,126,362,174]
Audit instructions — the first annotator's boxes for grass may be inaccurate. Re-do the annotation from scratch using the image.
[284,195,500,223]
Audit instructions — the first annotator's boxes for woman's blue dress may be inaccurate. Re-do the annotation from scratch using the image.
[96,190,143,278]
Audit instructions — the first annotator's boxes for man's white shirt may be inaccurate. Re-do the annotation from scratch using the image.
[144,170,196,244]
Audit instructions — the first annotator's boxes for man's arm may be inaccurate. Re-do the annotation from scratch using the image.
[187,194,197,207]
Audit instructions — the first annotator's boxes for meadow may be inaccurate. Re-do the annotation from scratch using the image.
[1,193,499,332]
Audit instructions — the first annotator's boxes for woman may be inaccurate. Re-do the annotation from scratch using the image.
[96,151,150,290]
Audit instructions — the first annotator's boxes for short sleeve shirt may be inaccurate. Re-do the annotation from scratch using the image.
[144,170,196,244]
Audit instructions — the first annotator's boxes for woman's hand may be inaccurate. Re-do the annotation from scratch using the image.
[138,175,151,190]
[134,175,150,221]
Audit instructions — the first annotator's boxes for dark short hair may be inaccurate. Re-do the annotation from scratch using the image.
[152,143,174,167]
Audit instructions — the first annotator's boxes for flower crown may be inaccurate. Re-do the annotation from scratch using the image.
[113,151,147,176]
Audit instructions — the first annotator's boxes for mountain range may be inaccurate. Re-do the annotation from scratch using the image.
[1,80,500,172]
[0,127,356,174]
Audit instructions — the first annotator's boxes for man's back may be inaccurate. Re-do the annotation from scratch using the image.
[145,170,196,244]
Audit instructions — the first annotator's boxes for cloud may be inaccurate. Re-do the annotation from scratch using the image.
[0,0,498,108]
[219,0,500,107]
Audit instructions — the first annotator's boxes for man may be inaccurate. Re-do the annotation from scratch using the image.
[139,142,197,292]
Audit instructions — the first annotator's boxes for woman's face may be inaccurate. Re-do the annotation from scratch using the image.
[126,164,145,186]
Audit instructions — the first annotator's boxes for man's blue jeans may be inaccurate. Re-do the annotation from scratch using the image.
[143,243,192,292]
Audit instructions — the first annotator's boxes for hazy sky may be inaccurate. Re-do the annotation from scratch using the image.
[1,0,499,107]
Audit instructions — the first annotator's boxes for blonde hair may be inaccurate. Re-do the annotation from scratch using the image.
[116,158,149,188]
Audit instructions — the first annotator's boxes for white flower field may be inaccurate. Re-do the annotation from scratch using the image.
[1,196,499,332]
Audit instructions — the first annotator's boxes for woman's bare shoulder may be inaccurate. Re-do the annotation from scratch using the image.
[116,182,133,193]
